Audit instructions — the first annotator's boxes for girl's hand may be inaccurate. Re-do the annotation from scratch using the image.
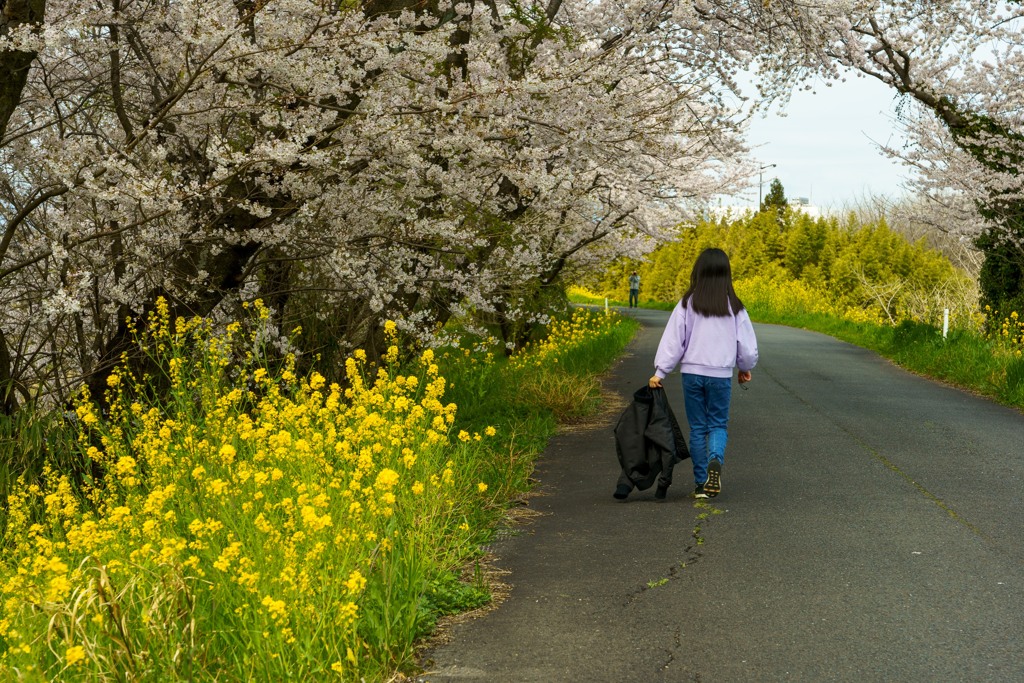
[738,370,752,384]
[648,375,663,389]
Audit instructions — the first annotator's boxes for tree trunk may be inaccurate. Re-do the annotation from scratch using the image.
[0,327,20,415]
[0,0,45,142]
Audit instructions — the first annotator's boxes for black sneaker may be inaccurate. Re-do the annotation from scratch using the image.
[705,460,722,497]
[655,484,668,501]
[613,484,631,500]
[692,484,708,499]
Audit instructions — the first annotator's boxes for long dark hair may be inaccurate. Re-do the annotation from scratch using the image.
[681,248,745,317]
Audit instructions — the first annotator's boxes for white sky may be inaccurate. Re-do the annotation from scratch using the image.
[727,73,915,212]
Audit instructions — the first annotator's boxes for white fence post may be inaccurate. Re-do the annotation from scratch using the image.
[943,308,949,339]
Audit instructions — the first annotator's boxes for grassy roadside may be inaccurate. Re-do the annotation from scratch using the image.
[568,289,1024,412]
[436,309,641,544]
[0,306,640,682]
[745,305,1024,410]
[570,291,674,312]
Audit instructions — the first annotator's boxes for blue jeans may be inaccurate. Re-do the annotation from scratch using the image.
[629,289,639,307]
[682,373,732,486]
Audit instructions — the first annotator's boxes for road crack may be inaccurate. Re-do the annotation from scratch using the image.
[622,500,724,606]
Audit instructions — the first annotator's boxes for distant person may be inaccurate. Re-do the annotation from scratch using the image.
[648,248,758,498]
[628,271,641,308]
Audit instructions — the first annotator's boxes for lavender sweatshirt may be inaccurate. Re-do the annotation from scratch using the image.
[653,299,759,380]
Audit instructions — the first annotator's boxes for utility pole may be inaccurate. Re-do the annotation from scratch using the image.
[758,163,777,208]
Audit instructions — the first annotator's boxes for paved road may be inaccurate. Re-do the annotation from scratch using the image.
[422,310,1024,682]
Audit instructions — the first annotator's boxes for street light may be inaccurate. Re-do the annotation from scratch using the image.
[758,163,777,207]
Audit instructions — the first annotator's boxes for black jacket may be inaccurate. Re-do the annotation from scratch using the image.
[613,385,689,490]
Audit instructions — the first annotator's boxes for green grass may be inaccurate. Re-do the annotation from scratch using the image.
[441,312,640,500]
[747,303,1024,411]
[745,304,1024,409]
[568,290,674,312]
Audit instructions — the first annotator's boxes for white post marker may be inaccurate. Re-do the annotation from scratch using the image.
[605,297,609,313]
[943,308,949,339]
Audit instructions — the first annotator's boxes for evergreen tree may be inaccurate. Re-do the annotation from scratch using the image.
[761,178,788,212]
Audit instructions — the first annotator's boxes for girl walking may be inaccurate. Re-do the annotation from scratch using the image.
[648,248,758,498]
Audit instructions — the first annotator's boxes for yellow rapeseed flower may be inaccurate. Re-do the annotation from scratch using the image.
[261,595,288,623]
[65,645,87,666]
[0,301,636,680]
[344,570,367,594]
[402,449,416,469]
[46,574,72,602]
[219,444,236,463]
[375,468,399,489]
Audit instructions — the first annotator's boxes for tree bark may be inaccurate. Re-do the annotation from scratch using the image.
[0,0,45,142]
[0,327,20,414]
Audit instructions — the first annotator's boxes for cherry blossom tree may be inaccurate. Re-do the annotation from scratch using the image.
[809,1,1024,313]
[17,0,1024,408]
[4,0,837,408]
